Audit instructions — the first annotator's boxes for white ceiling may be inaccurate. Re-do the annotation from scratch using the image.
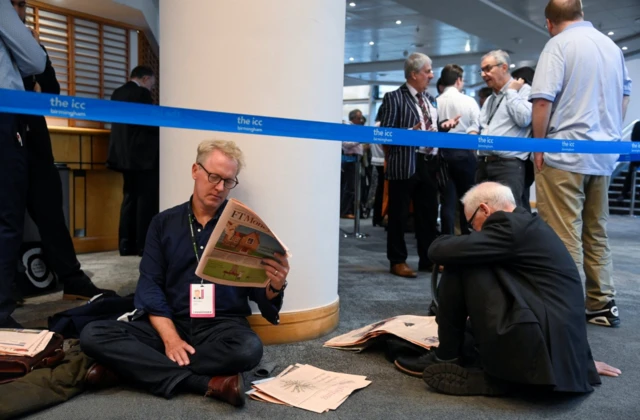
[35,0,147,28]
[344,0,640,86]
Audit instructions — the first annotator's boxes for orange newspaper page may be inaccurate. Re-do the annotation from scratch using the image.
[195,198,291,287]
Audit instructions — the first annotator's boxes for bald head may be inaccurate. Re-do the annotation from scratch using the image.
[545,0,584,25]
[461,182,517,231]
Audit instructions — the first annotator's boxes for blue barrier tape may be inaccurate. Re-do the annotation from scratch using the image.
[1,89,639,161]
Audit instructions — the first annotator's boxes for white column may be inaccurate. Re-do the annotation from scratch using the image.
[159,1,345,317]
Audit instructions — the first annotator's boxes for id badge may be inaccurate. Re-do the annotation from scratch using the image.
[190,283,215,318]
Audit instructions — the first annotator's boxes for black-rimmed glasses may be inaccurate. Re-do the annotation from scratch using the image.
[197,163,238,189]
[478,63,502,75]
[467,205,483,230]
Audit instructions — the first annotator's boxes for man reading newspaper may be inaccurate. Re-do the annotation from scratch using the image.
[80,140,290,407]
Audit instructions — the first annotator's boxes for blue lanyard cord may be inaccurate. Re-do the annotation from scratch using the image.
[187,211,204,285]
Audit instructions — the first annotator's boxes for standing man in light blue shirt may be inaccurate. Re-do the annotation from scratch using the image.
[0,0,46,328]
[530,0,632,328]
[477,50,532,208]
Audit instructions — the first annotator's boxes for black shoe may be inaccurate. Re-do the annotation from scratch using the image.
[423,363,506,396]
[586,300,620,327]
[385,337,428,364]
[63,274,116,301]
[394,352,458,378]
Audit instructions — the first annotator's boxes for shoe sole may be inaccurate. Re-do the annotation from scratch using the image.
[62,294,92,301]
[587,316,620,328]
[393,360,424,378]
[422,363,505,396]
[389,270,417,278]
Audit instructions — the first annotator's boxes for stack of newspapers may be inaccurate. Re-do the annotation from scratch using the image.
[0,329,54,357]
[323,315,440,352]
[247,364,371,413]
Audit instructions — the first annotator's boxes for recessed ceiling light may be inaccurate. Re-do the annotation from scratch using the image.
[622,46,628,50]
[608,31,614,36]
[349,2,356,6]
[349,57,354,61]
[396,20,402,25]
[464,40,471,52]
[509,64,516,68]
[369,41,375,45]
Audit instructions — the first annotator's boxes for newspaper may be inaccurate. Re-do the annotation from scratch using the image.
[249,364,371,414]
[195,198,291,287]
[0,329,54,357]
[323,315,439,352]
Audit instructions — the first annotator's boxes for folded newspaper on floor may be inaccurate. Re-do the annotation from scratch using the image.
[0,329,55,357]
[247,364,371,413]
[323,315,439,352]
[195,198,291,287]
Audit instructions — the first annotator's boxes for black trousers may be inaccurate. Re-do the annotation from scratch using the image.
[340,159,357,216]
[476,158,526,208]
[387,155,439,267]
[80,316,263,398]
[373,165,385,226]
[441,155,477,235]
[24,115,85,283]
[0,114,27,325]
[119,169,159,255]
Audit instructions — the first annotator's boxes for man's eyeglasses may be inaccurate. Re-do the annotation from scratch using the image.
[197,163,238,189]
[478,63,502,75]
[466,205,483,230]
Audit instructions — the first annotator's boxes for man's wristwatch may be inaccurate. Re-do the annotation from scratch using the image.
[268,280,288,294]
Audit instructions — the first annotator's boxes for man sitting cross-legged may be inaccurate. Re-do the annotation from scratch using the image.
[81,140,290,406]
[394,182,619,396]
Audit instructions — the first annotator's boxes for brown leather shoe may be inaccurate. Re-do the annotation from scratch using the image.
[390,263,417,278]
[205,373,245,407]
[84,363,120,390]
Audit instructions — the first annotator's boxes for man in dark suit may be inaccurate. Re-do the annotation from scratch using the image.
[11,0,109,302]
[108,66,160,256]
[394,182,619,395]
[377,53,459,278]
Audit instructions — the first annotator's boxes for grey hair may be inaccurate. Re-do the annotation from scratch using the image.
[481,50,511,67]
[461,182,516,212]
[404,53,432,79]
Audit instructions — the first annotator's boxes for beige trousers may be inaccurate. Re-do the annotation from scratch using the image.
[535,164,615,310]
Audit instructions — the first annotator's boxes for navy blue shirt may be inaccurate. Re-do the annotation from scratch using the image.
[134,199,283,324]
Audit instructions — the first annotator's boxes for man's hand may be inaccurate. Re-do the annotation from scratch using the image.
[164,337,196,366]
[441,115,461,130]
[412,122,422,131]
[595,361,621,377]
[30,28,40,43]
[509,78,525,92]
[534,152,544,172]
[263,252,290,300]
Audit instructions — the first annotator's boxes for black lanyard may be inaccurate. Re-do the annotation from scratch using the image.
[187,205,204,285]
[486,94,505,126]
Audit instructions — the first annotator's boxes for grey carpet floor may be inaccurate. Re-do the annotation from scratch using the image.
[13,215,640,419]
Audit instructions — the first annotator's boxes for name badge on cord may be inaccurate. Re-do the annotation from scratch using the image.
[190,283,215,318]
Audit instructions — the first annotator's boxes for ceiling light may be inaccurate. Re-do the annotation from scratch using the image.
[622,46,628,50]
[608,31,614,36]
[464,40,471,52]
[349,2,356,6]
[396,20,402,25]
[509,64,516,68]
[369,41,375,45]
[349,57,354,61]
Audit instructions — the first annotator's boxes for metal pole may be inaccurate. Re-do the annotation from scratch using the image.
[341,154,369,239]
[630,165,637,217]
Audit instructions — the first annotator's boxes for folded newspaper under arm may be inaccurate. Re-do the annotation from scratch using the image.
[195,198,291,287]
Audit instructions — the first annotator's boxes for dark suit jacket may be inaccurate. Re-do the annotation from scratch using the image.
[107,81,159,172]
[429,208,600,393]
[22,45,59,152]
[377,83,449,180]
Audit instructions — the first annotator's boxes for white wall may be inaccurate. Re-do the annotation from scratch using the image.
[624,57,640,129]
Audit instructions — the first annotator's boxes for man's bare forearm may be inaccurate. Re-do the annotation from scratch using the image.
[531,99,553,139]
[149,315,181,344]
[622,96,630,121]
